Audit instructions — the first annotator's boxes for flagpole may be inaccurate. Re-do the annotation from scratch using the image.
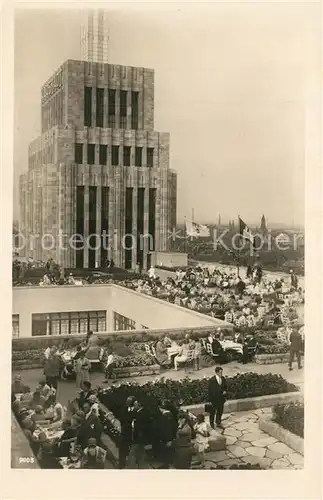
[237,214,240,277]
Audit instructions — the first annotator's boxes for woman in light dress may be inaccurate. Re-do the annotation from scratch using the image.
[194,414,209,468]
[75,351,91,389]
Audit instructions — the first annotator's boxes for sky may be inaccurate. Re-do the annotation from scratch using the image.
[14,2,320,226]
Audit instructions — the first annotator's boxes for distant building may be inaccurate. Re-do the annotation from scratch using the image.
[19,10,177,270]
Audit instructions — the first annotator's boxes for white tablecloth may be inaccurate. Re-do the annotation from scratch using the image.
[219,340,243,354]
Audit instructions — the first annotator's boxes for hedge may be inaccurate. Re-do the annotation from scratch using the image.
[272,401,304,438]
[98,373,298,421]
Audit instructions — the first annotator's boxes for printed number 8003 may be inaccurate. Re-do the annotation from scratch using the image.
[19,457,35,464]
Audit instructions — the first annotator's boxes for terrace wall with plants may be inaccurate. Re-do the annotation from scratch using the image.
[272,401,304,438]
[97,373,299,445]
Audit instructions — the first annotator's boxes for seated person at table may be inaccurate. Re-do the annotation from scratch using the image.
[174,340,191,371]
[29,387,47,410]
[37,432,61,469]
[21,418,40,452]
[77,402,104,450]
[38,376,55,400]
[11,374,27,395]
[44,396,66,425]
[31,405,51,425]
[81,438,106,469]
[55,419,78,457]
[210,335,227,363]
[155,338,170,367]
[185,334,195,349]
[76,381,95,409]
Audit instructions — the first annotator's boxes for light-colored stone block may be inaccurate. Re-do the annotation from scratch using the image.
[245,446,266,458]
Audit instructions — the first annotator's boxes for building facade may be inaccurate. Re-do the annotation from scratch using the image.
[19,14,177,270]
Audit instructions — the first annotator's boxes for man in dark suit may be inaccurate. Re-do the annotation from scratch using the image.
[76,381,95,409]
[127,400,148,469]
[118,396,137,469]
[77,402,104,450]
[288,328,303,370]
[207,366,227,429]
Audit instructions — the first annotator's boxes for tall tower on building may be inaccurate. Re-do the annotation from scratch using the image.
[19,9,177,270]
[260,214,267,234]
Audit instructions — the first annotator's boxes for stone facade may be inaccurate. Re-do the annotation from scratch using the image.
[19,60,177,269]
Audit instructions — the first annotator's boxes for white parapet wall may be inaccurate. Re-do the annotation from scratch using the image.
[13,283,233,337]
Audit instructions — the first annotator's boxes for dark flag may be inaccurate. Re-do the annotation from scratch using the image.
[239,217,256,247]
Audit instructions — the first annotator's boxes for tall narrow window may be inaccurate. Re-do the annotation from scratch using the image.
[147,147,154,168]
[112,146,119,166]
[99,145,107,165]
[123,146,131,167]
[101,187,109,266]
[125,188,133,269]
[88,186,97,268]
[84,87,92,127]
[96,88,104,127]
[149,188,156,251]
[87,144,95,165]
[76,186,85,268]
[108,89,116,128]
[131,91,139,130]
[75,143,83,164]
[135,147,142,167]
[137,188,145,268]
[120,90,127,129]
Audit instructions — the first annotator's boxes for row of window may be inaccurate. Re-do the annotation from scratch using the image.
[75,144,154,167]
[31,310,107,336]
[113,312,136,331]
[12,314,19,337]
[85,87,139,129]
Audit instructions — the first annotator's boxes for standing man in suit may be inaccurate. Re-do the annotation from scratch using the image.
[288,328,303,370]
[207,366,227,430]
[118,396,137,469]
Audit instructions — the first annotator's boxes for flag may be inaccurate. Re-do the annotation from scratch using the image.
[239,217,255,246]
[185,220,210,238]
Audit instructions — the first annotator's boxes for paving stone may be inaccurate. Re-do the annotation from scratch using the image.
[227,445,249,458]
[245,446,266,458]
[233,422,258,431]
[225,436,238,446]
[241,423,262,434]
[207,450,229,463]
[258,457,275,469]
[223,428,242,438]
[287,453,304,466]
[241,455,262,465]
[266,449,284,460]
[235,440,250,449]
[271,458,292,469]
[251,437,278,447]
[268,442,295,455]
[239,432,265,442]
[217,458,241,467]
[262,407,273,414]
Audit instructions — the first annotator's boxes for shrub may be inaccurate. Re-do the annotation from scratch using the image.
[98,373,298,422]
[272,401,304,438]
[257,344,289,355]
[114,353,155,368]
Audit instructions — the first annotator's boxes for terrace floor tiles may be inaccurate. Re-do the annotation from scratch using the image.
[223,428,242,438]
[267,442,295,455]
[245,446,266,458]
[239,432,266,442]
[226,445,249,458]
[251,437,278,447]
[287,452,304,466]
[265,449,284,460]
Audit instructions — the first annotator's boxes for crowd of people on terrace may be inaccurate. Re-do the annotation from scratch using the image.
[121,265,304,329]
[12,366,227,469]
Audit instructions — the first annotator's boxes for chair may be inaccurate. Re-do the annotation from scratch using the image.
[267,319,274,326]
[201,338,207,350]
[151,345,157,358]
[144,343,153,356]
[176,349,195,372]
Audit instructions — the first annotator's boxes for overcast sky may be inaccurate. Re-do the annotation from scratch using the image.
[14,3,319,226]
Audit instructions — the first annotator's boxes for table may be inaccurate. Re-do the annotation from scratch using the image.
[33,427,64,442]
[219,340,243,355]
[167,343,181,360]
[59,457,81,469]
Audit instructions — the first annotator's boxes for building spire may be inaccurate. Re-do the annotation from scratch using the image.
[80,9,109,63]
